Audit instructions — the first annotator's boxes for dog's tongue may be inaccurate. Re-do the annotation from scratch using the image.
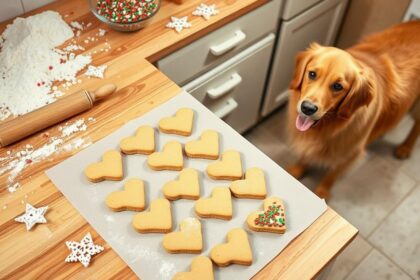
[296,115,315,132]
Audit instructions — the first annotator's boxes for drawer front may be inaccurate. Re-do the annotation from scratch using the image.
[282,0,322,20]
[262,0,347,116]
[157,0,281,86]
[184,34,275,134]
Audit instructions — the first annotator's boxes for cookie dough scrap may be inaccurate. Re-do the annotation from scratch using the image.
[120,125,155,155]
[163,168,200,200]
[84,150,123,183]
[163,217,203,254]
[172,256,214,280]
[229,168,267,199]
[132,198,172,233]
[206,150,242,180]
[210,228,253,267]
[105,178,145,212]
[159,108,194,136]
[195,187,232,220]
[147,141,183,171]
[185,130,219,160]
[247,197,286,234]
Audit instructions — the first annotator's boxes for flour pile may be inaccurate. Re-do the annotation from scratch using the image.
[0,11,92,120]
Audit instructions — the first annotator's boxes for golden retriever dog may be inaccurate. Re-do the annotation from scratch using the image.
[287,21,420,199]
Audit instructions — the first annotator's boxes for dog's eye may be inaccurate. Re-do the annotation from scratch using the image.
[332,83,343,91]
[308,71,317,80]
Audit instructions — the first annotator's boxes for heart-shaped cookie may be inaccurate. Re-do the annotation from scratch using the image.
[159,108,194,136]
[132,198,172,233]
[206,150,242,180]
[163,168,200,200]
[84,150,123,183]
[147,141,183,171]
[247,197,286,234]
[229,168,267,199]
[210,228,253,267]
[195,187,232,220]
[120,125,155,155]
[185,130,219,160]
[172,256,214,280]
[163,217,202,254]
[105,178,145,212]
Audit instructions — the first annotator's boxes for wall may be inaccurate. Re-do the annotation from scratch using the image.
[336,0,411,48]
[0,0,55,22]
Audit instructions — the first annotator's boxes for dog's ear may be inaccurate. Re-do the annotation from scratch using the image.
[337,71,374,119]
[289,43,320,90]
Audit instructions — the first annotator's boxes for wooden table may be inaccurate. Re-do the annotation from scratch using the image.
[0,0,358,279]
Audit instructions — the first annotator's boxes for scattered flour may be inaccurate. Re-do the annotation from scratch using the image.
[59,118,87,137]
[97,28,107,37]
[0,118,94,193]
[0,11,92,120]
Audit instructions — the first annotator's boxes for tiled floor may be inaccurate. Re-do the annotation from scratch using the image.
[244,106,420,280]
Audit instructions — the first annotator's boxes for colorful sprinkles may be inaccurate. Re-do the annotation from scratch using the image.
[254,202,286,227]
[96,0,159,23]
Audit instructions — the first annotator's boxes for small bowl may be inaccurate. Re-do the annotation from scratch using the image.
[89,0,161,32]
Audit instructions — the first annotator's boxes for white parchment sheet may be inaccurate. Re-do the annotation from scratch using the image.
[46,90,327,280]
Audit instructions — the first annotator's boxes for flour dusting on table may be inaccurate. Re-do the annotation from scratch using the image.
[0,118,94,193]
[0,11,92,120]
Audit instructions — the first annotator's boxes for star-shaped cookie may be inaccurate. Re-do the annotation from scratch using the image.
[15,203,48,231]
[65,232,104,267]
[192,4,219,20]
[166,16,192,33]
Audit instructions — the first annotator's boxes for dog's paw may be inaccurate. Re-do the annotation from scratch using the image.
[315,187,330,200]
[394,145,411,160]
[286,165,306,179]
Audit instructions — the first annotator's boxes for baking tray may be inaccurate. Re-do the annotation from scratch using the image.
[46,90,327,280]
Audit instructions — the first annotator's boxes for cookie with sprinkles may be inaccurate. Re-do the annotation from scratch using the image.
[246,197,286,234]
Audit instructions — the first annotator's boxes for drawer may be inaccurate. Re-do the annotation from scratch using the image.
[282,0,322,20]
[262,0,347,116]
[157,0,281,86]
[184,34,275,133]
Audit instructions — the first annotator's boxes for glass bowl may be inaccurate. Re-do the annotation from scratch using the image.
[89,0,161,32]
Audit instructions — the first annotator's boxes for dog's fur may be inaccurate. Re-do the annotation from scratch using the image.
[287,21,420,199]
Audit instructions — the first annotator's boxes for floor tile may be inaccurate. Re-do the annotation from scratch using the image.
[328,155,416,237]
[327,235,372,280]
[346,249,412,280]
[369,186,420,279]
[368,116,420,182]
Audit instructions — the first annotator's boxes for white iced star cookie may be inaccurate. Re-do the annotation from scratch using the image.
[192,4,219,20]
[15,203,48,231]
[65,233,104,267]
[166,16,192,33]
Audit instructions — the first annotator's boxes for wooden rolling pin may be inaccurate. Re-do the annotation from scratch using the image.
[0,84,117,147]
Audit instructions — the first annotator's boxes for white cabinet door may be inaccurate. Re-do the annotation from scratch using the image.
[262,0,347,116]
[184,34,275,134]
[157,0,281,86]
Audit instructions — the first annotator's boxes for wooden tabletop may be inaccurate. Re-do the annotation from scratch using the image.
[0,0,358,279]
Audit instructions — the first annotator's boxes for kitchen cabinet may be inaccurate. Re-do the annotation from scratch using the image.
[184,34,275,133]
[262,0,348,116]
[157,0,282,85]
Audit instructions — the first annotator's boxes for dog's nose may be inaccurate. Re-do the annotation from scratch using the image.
[301,101,318,116]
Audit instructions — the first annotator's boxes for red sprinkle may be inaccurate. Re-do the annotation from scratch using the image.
[48,66,53,70]
[25,159,33,164]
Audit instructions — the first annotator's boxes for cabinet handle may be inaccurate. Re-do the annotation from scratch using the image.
[210,30,247,56]
[207,73,242,99]
[214,98,238,119]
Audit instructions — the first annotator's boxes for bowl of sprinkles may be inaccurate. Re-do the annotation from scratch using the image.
[89,0,160,32]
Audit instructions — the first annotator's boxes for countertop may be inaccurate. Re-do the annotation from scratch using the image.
[0,0,358,279]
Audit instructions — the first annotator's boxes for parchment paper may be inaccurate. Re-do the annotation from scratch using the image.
[46,90,327,280]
